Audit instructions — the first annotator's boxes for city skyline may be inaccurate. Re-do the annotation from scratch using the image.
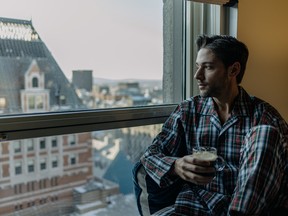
[0,0,163,80]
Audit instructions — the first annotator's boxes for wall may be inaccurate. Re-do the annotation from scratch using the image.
[237,0,288,121]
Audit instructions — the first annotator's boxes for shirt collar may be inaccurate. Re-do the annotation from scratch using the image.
[231,86,253,117]
[197,86,252,117]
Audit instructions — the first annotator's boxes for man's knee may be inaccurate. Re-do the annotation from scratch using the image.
[243,125,281,151]
[240,124,287,170]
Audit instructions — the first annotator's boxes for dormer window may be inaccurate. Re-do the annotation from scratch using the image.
[32,77,39,88]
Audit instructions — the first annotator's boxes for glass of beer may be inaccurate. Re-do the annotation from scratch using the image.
[192,146,226,171]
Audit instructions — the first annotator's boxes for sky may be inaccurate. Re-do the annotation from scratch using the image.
[0,0,163,80]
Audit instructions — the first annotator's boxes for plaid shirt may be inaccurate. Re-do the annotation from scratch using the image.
[141,87,288,215]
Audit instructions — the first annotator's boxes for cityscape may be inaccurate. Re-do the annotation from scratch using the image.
[0,17,164,215]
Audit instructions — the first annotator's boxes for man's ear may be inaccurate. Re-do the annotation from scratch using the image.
[229,62,241,77]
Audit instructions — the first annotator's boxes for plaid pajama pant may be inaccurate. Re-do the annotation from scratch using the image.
[133,125,288,215]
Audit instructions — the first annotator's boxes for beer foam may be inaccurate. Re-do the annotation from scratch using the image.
[193,151,217,161]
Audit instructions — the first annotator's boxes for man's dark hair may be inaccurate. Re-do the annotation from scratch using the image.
[196,35,249,84]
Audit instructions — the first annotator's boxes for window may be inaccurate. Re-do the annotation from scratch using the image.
[15,162,22,175]
[28,95,35,110]
[68,135,76,146]
[70,155,76,165]
[52,157,58,168]
[0,0,186,141]
[14,184,22,194]
[28,160,35,173]
[40,159,47,170]
[0,1,235,215]
[28,95,44,110]
[27,183,31,192]
[27,140,34,151]
[13,141,21,153]
[1,0,166,116]
[36,95,44,109]
[31,182,35,191]
[14,203,23,210]
[39,139,46,150]
[51,137,58,148]
[50,177,58,187]
[32,77,39,88]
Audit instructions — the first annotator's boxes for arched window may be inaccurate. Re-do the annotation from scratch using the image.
[32,77,38,88]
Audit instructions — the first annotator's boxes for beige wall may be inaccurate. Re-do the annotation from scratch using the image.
[237,0,288,121]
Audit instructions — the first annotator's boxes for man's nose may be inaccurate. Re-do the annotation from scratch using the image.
[194,67,204,80]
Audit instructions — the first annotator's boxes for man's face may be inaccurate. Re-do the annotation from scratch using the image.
[194,48,229,98]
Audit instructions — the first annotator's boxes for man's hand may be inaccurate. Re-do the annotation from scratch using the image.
[173,155,216,185]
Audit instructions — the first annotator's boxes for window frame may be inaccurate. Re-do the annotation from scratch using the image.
[0,105,177,141]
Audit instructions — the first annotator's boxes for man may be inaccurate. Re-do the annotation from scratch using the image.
[132,35,288,215]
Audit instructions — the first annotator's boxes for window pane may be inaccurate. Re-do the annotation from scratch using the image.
[0,0,170,116]
[15,162,22,175]
[13,141,21,153]
[0,124,162,215]
[39,139,46,150]
[51,137,58,148]
[27,140,34,151]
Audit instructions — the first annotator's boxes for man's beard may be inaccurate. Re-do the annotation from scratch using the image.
[199,85,222,98]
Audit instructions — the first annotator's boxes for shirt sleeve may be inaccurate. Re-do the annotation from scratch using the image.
[140,104,188,188]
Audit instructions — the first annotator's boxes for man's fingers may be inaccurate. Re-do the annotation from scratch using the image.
[183,155,212,166]
[182,162,215,174]
[174,156,216,185]
[183,171,215,185]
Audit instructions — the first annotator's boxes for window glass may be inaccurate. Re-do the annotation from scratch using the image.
[39,138,46,150]
[27,139,34,151]
[13,141,21,153]
[68,135,76,146]
[32,77,39,88]
[70,154,77,165]
[28,160,35,173]
[15,162,22,175]
[51,137,58,148]
[28,96,35,110]
[0,124,161,215]
[0,1,231,214]
[52,157,58,168]
[0,0,166,116]
[40,158,47,170]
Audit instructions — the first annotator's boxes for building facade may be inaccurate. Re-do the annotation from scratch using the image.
[0,17,93,215]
